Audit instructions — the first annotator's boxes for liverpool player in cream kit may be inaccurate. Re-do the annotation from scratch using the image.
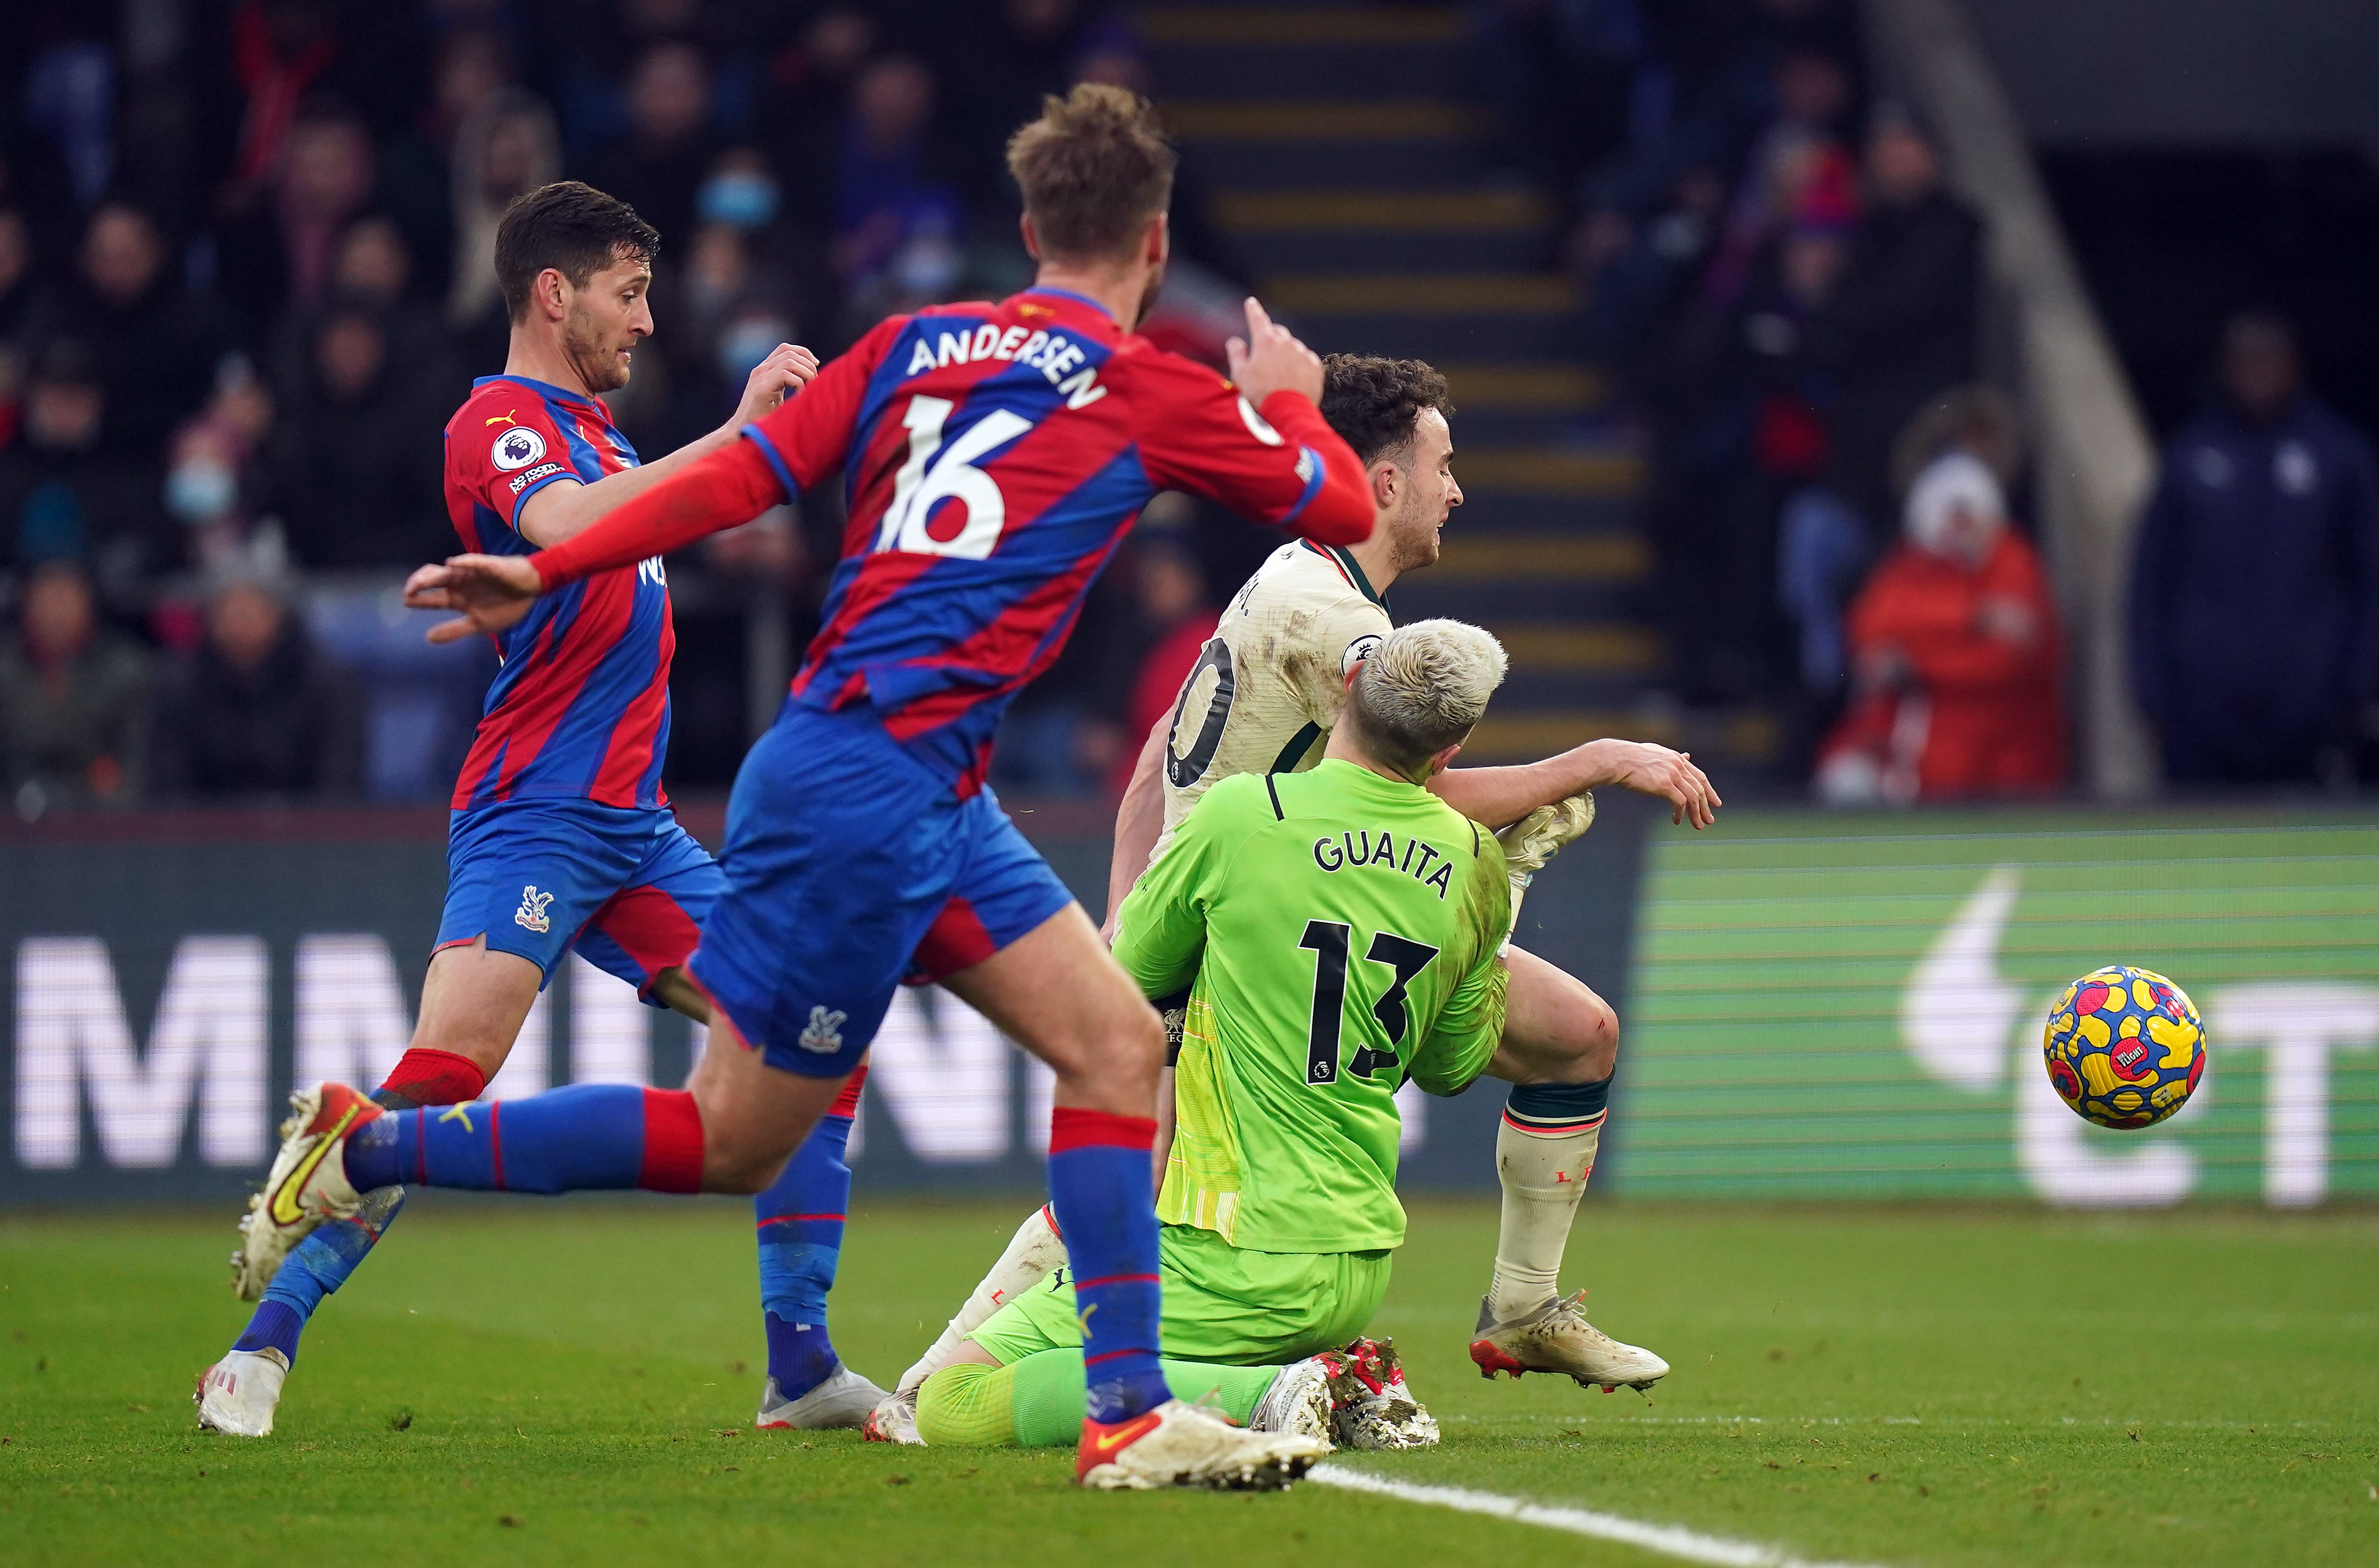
[866,356,1722,1443]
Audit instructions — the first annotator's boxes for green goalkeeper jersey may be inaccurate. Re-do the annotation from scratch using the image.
[1113,758,1512,1254]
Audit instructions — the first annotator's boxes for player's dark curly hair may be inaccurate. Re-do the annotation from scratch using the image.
[495,181,661,322]
[1319,355,1454,466]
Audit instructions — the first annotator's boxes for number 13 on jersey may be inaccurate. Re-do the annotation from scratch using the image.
[1300,918,1438,1087]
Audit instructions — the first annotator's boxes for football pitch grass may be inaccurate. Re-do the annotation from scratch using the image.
[4,1199,2375,1568]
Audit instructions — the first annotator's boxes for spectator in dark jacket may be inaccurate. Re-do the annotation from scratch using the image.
[1816,105,1981,532]
[259,306,448,570]
[0,560,148,812]
[0,340,175,595]
[150,570,362,800]
[215,102,380,343]
[27,202,233,460]
[2129,313,2379,785]
[579,43,718,252]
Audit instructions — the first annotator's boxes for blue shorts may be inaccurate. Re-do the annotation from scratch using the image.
[687,705,1076,1078]
[437,798,723,997]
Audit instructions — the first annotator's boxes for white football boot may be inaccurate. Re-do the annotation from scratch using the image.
[1245,1356,1338,1449]
[232,1084,381,1301]
[755,1363,888,1430]
[860,1385,925,1445]
[1325,1337,1440,1450]
[194,1348,289,1437]
[1470,1291,1669,1392]
[1076,1399,1324,1491]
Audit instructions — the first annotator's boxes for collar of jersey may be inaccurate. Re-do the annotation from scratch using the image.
[1018,285,1120,328]
[1302,539,1386,608]
[476,372,609,420]
[1309,757,1427,796]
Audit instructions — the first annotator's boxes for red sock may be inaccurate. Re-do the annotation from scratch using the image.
[636,1088,706,1193]
[377,1047,489,1107]
[829,1062,868,1120]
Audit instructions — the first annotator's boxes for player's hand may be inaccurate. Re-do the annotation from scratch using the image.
[1581,739,1723,829]
[1225,297,1324,408]
[728,342,821,428]
[403,554,545,645]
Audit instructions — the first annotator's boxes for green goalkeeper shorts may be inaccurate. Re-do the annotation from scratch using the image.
[968,1223,1393,1367]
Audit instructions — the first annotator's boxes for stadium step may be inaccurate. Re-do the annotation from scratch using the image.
[1212,188,1546,273]
[1152,5,1670,736]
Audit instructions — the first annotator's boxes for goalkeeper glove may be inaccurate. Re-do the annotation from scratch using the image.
[1494,791,1596,950]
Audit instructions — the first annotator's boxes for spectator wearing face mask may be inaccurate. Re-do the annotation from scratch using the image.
[149,567,363,801]
[162,358,278,572]
[0,341,175,589]
[1815,453,2065,803]
[2129,313,2379,787]
[0,559,149,812]
[643,216,802,453]
[26,202,233,459]
[257,307,447,570]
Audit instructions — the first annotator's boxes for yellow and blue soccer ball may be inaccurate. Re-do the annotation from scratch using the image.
[2042,965,2206,1128]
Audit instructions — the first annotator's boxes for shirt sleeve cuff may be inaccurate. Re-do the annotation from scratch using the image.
[505,467,576,531]
[740,425,801,504]
[1276,447,1327,526]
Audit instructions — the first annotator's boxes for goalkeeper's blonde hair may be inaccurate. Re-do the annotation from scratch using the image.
[1346,619,1507,777]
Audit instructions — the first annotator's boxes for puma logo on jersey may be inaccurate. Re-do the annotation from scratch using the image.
[1313,829,1456,899]
[486,412,519,427]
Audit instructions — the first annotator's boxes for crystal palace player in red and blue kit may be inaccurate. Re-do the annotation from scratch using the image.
[201,183,887,1442]
[251,87,1371,1488]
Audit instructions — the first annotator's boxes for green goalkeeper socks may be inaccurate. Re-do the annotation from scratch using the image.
[916,1351,1282,1447]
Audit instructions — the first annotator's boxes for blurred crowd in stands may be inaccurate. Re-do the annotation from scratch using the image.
[1506,0,2379,800]
[0,0,1269,813]
[1,0,2373,816]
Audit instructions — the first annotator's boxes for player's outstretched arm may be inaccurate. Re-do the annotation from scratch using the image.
[1431,738,1722,830]
[403,436,788,640]
[515,343,818,548]
[1100,714,1172,942]
[407,321,897,641]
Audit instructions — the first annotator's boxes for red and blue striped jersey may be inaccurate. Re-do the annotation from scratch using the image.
[441,375,674,811]
[741,287,1358,791]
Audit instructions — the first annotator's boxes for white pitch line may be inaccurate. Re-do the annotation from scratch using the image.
[1308,1464,1894,1568]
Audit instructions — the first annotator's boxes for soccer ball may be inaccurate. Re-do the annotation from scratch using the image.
[2041,965,2206,1128]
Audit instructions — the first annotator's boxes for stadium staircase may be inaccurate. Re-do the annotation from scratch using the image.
[1144,4,1681,765]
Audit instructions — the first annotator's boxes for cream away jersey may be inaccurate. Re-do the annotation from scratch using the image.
[1152,538,1392,861]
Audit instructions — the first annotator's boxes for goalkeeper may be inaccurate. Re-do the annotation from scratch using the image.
[916,620,1602,1449]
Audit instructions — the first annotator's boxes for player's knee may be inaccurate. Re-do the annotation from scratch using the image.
[1550,991,1619,1083]
[702,1140,787,1196]
[1046,996,1165,1108]
[1583,996,1619,1080]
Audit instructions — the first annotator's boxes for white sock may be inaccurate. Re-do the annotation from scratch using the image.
[1487,1096,1605,1324]
[895,1203,1069,1394]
